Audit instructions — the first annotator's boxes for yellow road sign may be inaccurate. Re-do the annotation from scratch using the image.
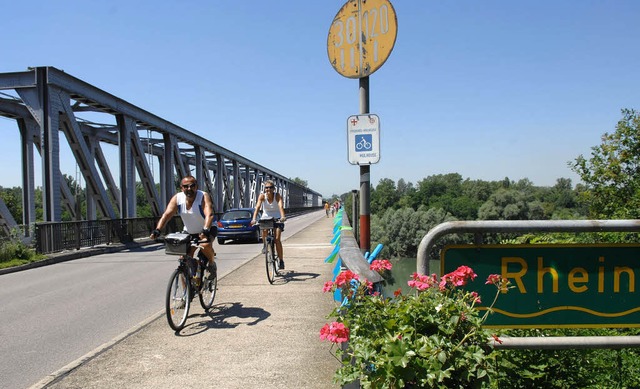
[327,0,398,79]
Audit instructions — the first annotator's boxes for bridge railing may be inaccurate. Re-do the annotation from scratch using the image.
[338,210,383,284]
[34,216,184,254]
[33,207,323,255]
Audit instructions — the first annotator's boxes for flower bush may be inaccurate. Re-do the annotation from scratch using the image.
[320,261,510,388]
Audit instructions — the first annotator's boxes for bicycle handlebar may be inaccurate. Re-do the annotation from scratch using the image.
[153,235,210,245]
[252,217,286,226]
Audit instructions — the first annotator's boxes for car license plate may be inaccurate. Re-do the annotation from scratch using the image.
[230,224,242,229]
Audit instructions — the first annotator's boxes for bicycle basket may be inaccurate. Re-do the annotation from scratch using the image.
[258,217,275,229]
[164,232,191,255]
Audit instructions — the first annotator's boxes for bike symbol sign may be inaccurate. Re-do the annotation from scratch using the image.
[355,134,373,151]
[347,114,380,165]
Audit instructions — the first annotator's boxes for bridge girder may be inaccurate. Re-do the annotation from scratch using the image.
[0,67,322,230]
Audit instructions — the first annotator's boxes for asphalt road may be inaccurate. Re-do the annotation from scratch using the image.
[0,211,324,389]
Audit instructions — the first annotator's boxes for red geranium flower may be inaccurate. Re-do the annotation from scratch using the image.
[334,270,359,288]
[407,272,437,291]
[485,274,502,286]
[320,322,350,344]
[440,266,477,289]
[370,259,392,273]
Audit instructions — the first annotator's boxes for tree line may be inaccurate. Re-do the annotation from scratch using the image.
[0,175,309,225]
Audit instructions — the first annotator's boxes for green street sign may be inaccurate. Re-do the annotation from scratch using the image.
[442,244,640,329]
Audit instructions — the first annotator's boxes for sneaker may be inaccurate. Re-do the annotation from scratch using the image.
[278,259,285,270]
[262,246,266,254]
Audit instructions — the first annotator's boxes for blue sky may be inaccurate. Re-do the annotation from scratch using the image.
[1,1,638,198]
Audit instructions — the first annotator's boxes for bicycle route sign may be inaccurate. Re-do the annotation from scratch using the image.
[347,114,380,165]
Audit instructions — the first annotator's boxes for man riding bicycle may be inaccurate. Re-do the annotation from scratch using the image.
[251,180,286,269]
[150,175,217,274]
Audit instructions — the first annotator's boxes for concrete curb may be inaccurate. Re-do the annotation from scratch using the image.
[0,239,158,276]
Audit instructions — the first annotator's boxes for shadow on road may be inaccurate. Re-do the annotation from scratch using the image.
[174,302,271,336]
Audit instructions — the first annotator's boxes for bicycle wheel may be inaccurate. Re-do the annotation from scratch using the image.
[265,240,278,284]
[165,268,191,331]
[199,262,217,310]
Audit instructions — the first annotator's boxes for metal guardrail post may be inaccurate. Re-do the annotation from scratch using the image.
[75,222,81,250]
[351,189,358,246]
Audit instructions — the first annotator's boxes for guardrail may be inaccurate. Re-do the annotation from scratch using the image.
[417,219,640,274]
[416,219,640,350]
[35,217,184,254]
[33,207,323,255]
[338,211,383,284]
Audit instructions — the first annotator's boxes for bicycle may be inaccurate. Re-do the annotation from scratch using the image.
[162,232,218,331]
[258,217,284,284]
[355,136,372,151]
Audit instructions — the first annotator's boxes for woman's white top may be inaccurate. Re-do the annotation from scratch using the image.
[261,193,281,219]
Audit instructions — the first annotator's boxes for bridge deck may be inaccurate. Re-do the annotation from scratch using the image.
[35,214,341,389]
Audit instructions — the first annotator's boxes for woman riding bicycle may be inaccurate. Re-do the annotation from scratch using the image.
[251,180,286,269]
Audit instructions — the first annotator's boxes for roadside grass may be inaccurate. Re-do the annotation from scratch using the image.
[0,239,46,269]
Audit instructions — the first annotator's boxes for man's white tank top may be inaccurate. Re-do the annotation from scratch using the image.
[177,191,205,234]
[261,194,281,219]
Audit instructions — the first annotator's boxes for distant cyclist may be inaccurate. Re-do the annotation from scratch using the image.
[251,180,286,269]
[150,175,216,274]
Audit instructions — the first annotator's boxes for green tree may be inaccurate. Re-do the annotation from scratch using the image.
[397,179,417,209]
[570,108,640,219]
[540,178,584,219]
[290,177,308,188]
[370,178,399,214]
[461,179,496,204]
[60,174,84,221]
[371,206,459,258]
[549,178,576,208]
[136,181,153,217]
[0,186,22,223]
[478,188,530,220]
[415,173,462,206]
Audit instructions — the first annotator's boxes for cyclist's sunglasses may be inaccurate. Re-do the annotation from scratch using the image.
[264,186,274,190]
[181,183,196,189]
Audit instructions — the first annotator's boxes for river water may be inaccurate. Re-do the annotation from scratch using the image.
[382,257,441,296]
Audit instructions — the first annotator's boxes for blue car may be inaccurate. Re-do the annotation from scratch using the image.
[216,208,261,244]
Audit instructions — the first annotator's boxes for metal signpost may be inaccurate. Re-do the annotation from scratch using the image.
[328,0,397,252]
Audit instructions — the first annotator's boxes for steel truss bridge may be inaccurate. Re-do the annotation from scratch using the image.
[0,66,322,237]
